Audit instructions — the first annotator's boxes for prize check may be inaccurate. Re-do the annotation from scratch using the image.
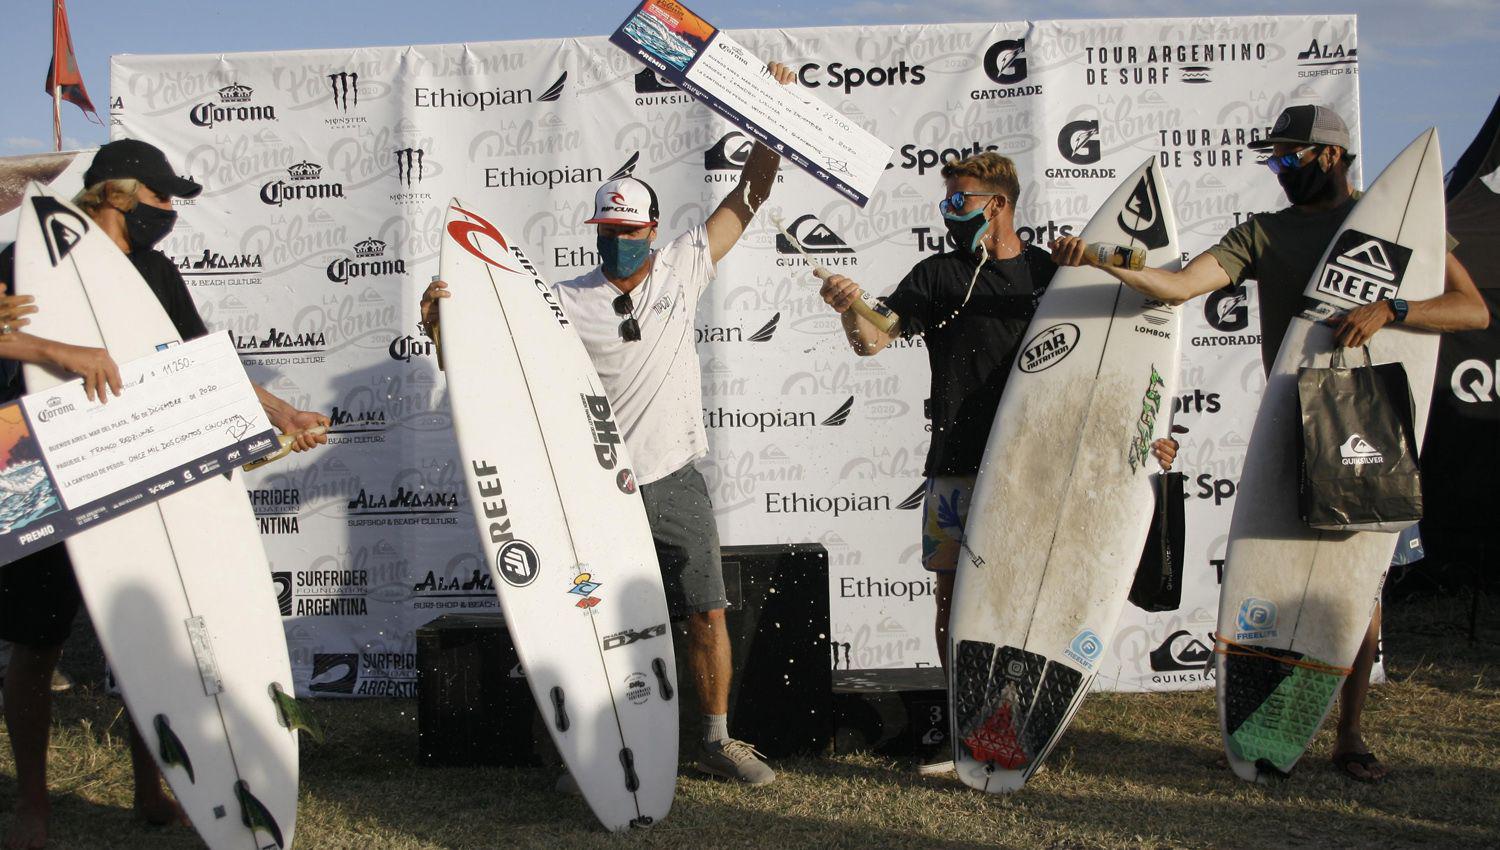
[610,0,892,206]
[0,332,278,566]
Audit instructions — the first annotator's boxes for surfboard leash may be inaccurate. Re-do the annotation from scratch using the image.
[1212,634,1353,677]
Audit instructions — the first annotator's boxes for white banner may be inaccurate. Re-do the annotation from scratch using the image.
[108,15,1363,695]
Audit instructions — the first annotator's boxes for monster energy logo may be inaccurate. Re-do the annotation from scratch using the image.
[329,71,358,111]
[395,148,425,186]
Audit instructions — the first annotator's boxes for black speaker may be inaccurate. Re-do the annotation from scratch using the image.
[415,613,543,767]
[710,543,833,757]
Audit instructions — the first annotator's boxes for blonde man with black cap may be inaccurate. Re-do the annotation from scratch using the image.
[1052,104,1489,782]
[424,62,796,785]
[0,139,328,848]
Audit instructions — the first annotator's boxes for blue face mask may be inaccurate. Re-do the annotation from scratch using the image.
[597,234,652,279]
[941,206,990,255]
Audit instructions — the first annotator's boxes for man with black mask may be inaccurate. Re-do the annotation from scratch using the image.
[1,138,328,849]
[1051,104,1488,783]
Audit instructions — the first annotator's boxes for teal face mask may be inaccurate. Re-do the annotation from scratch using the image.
[597,234,651,278]
[941,206,990,255]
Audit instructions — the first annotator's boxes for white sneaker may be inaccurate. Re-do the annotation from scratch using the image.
[917,759,955,776]
[696,738,776,785]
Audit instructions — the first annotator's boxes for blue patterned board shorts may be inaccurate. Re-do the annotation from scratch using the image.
[920,474,976,573]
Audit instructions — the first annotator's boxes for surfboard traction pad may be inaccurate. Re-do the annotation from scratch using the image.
[955,640,1083,771]
[1222,646,1343,775]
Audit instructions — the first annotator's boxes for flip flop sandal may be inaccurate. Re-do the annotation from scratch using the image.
[1332,751,1387,784]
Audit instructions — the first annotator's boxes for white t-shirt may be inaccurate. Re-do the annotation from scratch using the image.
[553,226,714,485]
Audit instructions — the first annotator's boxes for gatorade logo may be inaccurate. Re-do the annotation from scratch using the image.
[1059,119,1101,165]
[1315,230,1412,306]
[1339,434,1384,465]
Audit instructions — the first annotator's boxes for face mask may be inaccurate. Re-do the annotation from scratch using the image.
[121,203,177,251]
[942,204,991,255]
[597,234,651,279]
[1277,155,1337,206]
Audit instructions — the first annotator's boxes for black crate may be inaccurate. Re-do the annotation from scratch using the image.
[832,667,948,758]
[415,613,543,767]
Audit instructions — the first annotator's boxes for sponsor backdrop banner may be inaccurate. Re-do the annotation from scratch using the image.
[107,16,1362,696]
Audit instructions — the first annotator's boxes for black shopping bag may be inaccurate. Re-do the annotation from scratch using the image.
[1129,472,1185,612]
[1297,346,1423,532]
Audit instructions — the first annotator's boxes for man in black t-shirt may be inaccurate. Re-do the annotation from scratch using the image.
[0,139,329,849]
[820,152,1176,775]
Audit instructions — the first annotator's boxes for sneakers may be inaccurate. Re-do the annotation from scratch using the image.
[696,738,775,785]
[917,758,955,776]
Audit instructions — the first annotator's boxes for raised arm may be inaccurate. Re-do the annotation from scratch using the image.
[704,62,795,264]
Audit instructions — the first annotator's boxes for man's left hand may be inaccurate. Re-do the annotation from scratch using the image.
[276,409,331,452]
[1328,301,1394,348]
[766,62,795,85]
[1152,437,1179,472]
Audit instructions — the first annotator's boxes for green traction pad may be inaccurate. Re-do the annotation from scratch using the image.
[1226,654,1343,774]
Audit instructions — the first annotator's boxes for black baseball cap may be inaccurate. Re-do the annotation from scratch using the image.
[84,139,203,198]
[1248,105,1356,161]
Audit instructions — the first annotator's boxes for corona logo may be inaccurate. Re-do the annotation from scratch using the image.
[287,161,323,181]
[218,82,253,102]
[354,238,387,258]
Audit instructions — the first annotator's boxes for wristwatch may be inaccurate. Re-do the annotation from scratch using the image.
[1388,298,1409,323]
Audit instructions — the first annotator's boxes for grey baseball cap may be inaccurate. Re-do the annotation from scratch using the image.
[1248,104,1356,160]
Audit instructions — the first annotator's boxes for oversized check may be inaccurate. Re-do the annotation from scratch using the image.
[0,332,278,567]
[610,0,893,206]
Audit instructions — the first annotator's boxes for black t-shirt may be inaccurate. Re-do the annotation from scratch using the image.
[882,245,1057,476]
[0,244,209,402]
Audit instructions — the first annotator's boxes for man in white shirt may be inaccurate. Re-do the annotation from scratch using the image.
[424,62,795,785]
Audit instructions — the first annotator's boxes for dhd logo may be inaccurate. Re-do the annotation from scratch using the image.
[1059,119,1101,165]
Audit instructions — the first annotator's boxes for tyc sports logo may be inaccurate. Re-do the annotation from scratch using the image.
[189,82,277,128]
[260,160,345,207]
[971,38,1042,100]
[1065,628,1104,669]
[1314,231,1411,308]
[1339,434,1384,466]
[1235,597,1278,640]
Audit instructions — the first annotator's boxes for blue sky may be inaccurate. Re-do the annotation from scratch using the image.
[1,0,1496,172]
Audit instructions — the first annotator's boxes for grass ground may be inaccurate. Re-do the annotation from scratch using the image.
[3,595,1497,849]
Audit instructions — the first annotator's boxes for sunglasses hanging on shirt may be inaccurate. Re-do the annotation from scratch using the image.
[614,292,642,342]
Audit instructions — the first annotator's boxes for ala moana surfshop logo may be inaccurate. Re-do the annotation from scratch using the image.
[1339,434,1384,465]
[189,82,277,128]
[260,160,346,207]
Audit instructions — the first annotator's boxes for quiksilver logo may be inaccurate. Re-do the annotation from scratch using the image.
[1339,434,1384,465]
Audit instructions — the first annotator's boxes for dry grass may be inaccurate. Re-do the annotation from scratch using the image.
[4,596,1498,849]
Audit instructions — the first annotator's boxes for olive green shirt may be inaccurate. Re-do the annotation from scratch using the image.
[1205,192,1456,371]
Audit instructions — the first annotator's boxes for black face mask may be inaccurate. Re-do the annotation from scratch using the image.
[121,203,177,251]
[1277,154,1337,206]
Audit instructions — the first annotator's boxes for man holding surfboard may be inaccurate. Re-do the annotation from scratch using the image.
[423,62,796,787]
[1051,105,1489,782]
[0,139,329,849]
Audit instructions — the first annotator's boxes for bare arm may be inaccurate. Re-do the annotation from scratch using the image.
[255,384,330,453]
[705,63,794,263]
[1050,236,1231,305]
[1331,251,1490,346]
[821,274,899,356]
[0,332,122,403]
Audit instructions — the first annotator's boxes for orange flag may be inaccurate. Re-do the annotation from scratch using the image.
[44,0,101,146]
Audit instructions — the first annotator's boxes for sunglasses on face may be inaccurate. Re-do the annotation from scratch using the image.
[613,292,642,342]
[938,191,1002,217]
[1264,145,1321,174]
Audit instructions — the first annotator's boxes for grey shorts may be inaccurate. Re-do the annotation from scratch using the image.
[639,462,727,618]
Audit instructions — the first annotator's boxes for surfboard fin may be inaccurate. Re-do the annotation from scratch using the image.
[651,658,674,701]
[619,746,640,792]
[153,714,195,783]
[550,686,570,733]
[235,779,285,849]
[270,682,325,743]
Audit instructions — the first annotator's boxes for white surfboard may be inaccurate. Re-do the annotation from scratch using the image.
[1215,130,1446,781]
[13,183,302,848]
[949,159,1182,793]
[438,199,677,830]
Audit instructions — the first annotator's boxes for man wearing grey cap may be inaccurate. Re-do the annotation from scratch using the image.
[424,63,796,786]
[1052,104,1488,783]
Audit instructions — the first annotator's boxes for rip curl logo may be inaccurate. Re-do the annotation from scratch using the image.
[446,206,522,274]
[1065,629,1104,669]
[1235,598,1278,640]
[1339,434,1384,465]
